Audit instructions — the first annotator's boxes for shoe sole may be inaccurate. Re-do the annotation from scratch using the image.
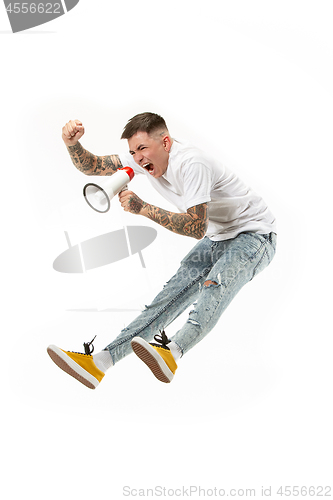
[47,345,99,389]
[131,337,174,383]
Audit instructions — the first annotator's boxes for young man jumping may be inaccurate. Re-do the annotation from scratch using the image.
[47,112,277,388]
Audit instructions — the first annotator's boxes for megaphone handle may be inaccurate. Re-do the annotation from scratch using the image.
[119,184,129,193]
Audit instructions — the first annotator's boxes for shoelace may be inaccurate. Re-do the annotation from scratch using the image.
[83,335,97,355]
[153,330,170,348]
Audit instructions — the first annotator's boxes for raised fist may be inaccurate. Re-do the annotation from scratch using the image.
[62,119,85,146]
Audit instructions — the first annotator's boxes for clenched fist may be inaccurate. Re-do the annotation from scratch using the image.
[62,119,85,147]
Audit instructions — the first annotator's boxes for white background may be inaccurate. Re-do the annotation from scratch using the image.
[1,1,332,498]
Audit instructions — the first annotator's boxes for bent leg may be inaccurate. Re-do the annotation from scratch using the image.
[171,232,277,355]
[105,237,214,364]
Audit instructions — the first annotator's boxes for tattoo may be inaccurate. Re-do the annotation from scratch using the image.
[144,203,208,239]
[128,195,146,214]
[67,142,123,175]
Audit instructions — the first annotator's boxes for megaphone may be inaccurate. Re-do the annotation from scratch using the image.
[83,166,134,213]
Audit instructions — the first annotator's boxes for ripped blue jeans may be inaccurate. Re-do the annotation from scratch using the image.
[105,232,277,364]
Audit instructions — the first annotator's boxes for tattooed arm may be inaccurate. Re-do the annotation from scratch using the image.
[144,202,208,239]
[119,191,208,240]
[62,119,123,175]
[67,142,123,176]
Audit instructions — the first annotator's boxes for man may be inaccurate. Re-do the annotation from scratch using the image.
[47,112,277,388]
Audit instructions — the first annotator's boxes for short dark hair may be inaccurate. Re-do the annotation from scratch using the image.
[121,112,168,140]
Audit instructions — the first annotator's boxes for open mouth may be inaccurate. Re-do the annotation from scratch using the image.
[142,162,154,174]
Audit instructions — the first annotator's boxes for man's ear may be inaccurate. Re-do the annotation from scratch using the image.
[163,134,172,152]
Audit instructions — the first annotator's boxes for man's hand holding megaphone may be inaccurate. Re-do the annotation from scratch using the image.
[62,119,85,146]
[118,190,147,216]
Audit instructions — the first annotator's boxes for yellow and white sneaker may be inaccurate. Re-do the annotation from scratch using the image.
[47,336,105,389]
[131,331,178,383]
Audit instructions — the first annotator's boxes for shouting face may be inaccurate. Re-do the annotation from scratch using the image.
[128,131,173,178]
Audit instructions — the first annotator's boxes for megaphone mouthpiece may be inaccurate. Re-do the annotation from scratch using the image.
[121,166,135,181]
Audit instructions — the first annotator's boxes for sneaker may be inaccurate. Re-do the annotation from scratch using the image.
[47,336,104,389]
[131,331,177,383]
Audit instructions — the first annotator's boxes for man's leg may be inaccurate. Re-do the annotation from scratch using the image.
[105,236,214,364]
[129,232,276,382]
[170,232,277,356]
[47,237,214,388]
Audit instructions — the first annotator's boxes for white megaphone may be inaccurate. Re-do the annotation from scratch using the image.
[83,166,134,213]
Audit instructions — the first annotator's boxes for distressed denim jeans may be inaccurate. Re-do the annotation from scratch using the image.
[105,231,277,364]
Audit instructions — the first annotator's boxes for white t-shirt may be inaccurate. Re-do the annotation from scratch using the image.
[119,140,276,241]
